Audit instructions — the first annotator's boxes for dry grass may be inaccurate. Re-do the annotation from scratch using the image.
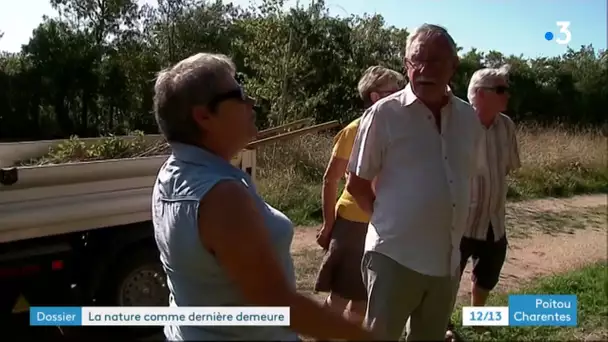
[515,126,606,168]
[508,126,608,199]
[256,133,334,224]
[257,126,608,225]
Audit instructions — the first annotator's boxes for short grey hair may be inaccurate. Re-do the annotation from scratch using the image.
[405,24,458,59]
[467,64,511,104]
[357,66,405,107]
[154,53,236,144]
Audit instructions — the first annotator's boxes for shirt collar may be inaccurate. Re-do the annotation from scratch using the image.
[476,110,501,130]
[401,82,453,107]
[169,141,235,169]
[487,113,502,129]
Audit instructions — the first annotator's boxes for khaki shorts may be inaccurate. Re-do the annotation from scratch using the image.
[361,251,460,341]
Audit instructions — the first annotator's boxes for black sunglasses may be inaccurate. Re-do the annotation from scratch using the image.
[207,87,254,111]
[484,85,509,95]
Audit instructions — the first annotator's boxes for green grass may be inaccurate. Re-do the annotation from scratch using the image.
[450,262,608,341]
[260,170,608,226]
[507,165,608,201]
[256,127,607,225]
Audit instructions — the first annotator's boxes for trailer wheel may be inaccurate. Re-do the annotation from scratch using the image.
[116,253,167,307]
[96,244,168,338]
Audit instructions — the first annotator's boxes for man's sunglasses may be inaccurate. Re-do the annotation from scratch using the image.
[483,85,509,95]
[207,87,254,111]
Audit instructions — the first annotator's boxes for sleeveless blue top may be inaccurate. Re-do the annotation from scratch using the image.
[152,142,298,341]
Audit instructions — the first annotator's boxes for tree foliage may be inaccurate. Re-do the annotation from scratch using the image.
[1,0,606,141]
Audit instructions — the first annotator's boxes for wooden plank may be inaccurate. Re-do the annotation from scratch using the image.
[255,118,314,139]
[247,121,340,148]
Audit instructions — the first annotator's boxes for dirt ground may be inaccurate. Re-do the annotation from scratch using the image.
[292,194,608,301]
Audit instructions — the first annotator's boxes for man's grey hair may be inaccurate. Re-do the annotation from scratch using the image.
[405,24,458,59]
[467,64,511,104]
[154,53,236,144]
[357,66,405,108]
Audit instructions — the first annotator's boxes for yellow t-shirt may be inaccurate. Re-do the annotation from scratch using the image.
[332,118,370,224]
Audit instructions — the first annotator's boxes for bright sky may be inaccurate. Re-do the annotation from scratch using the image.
[0,0,606,57]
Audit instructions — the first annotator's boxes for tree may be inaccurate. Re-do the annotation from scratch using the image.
[0,0,606,141]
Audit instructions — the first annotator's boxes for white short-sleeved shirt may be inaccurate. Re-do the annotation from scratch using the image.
[348,83,483,277]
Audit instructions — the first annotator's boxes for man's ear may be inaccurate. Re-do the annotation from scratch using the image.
[476,88,485,101]
[370,92,380,104]
[192,105,213,130]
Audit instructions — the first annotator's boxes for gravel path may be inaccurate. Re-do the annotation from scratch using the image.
[292,194,607,298]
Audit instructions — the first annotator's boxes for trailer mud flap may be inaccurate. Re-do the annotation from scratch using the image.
[0,167,18,186]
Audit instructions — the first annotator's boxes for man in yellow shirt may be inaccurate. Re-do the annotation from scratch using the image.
[314,65,404,321]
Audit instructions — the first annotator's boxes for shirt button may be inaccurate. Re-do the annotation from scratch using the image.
[452,204,456,208]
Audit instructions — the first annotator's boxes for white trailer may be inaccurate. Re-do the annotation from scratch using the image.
[0,120,337,337]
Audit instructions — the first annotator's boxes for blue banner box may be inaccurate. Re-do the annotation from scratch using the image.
[30,307,82,326]
[508,294,577,327]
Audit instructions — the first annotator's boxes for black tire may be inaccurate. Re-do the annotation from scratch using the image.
[94,244,168,339]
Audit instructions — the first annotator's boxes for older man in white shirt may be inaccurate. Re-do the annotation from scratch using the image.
[346,24,482,341]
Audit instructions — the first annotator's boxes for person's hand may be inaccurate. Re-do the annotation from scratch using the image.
[316,223,333,250]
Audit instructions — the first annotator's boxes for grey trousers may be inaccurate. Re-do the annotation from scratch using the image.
[361,251,460,341]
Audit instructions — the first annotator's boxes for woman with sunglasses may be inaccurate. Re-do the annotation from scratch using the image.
[151,53,373,341]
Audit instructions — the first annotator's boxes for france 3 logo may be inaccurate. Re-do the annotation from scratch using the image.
[545,21,572,45]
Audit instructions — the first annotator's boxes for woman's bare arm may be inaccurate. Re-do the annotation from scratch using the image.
[198,181,374,341]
